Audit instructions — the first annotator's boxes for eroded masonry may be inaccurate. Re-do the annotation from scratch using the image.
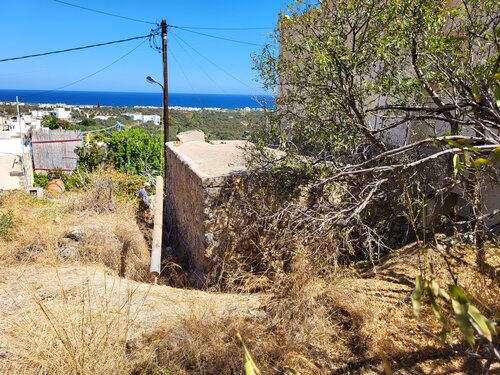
[165,131,250,287]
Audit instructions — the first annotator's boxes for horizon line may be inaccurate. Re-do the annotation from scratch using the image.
[0,88,271,97]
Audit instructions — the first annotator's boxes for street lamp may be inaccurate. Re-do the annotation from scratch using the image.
[146,76,163,89]
[146,75,168,189]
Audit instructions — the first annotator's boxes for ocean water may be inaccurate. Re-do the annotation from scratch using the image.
[0,89,272,110]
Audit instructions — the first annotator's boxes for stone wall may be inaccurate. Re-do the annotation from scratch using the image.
[165,135,248,287]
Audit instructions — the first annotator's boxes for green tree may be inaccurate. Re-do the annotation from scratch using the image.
[251,1,500,369]
[253,0,499,249]
[106,127,163,177]
[41,115,73,130]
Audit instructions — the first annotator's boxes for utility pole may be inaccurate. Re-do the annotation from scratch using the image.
[161,19,169,191]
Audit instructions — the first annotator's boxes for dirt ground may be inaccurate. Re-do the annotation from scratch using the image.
[0,190,498,374]
[0,264,263,359]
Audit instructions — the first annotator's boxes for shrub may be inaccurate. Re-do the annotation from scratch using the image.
[75,142,107,172]
[106,128,163,177]
[0,210,15,240]
[33,173,49,188]
[33,169,87,191]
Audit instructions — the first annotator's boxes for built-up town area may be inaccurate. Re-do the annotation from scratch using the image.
[0,101,161,190]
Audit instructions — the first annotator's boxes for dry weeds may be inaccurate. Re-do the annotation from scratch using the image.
[0,190,150,281]
[1,188,498,374]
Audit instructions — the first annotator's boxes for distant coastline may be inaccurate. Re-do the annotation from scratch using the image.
[0,89,272,110]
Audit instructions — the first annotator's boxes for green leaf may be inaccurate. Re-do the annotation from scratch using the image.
[447,139,464,148]
[471,158,490,168]
[468,304,497,342]
[449,284,468,303]
[449,285,475,347]
[237,332,261,375]
[244,362,257,375]
[494,85,500,108]
[427,285,448,342]
[471,83,481,102]
[453,154,460,177]
[411,275,424,318]
[438,288,450,301]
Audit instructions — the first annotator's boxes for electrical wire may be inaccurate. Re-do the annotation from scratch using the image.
[53,0,272,30]
[53,0,157,25]
[0,33,156,63]
[170,26,262,47]
[167,46,204,108]
[170,33,228,94]
[171,31,262,94]
[20,38,148,100]
[174,26,273,31]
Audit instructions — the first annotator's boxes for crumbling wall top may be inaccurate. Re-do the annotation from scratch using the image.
[166,139,249,187]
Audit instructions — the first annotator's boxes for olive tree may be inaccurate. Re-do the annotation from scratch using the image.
[246,1,500,367]
[251,0,499,256]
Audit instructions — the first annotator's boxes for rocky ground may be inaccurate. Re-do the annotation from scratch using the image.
[0,189,498,374]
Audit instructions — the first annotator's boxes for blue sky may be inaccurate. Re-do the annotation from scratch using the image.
[0,1,287,95]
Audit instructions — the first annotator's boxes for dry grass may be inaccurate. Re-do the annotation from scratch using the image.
[1,187,498,374]
[135,255,376,374]
[0,189,150,282]
[3,277,147,375]
[132,244,499,374]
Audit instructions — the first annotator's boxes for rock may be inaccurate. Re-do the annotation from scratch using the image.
[16,238,43,260]
[65,226,85,241]
[203,232,214,246]
[58,246,78,260]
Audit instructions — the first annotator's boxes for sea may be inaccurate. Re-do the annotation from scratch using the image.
[0,89,272,110]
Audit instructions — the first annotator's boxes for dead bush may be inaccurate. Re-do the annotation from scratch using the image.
[136,254,376,374]
[72,167,145,214]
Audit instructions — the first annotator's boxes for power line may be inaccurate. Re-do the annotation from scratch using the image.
[171,27,262,47]
[20,38,148,100]
[175,26,273,31]
[53,0,156,25]
[171,31,262,94]
[0,33,156,63]
[168,45,196,94]
[170,33,229,94]
[53,1,271,31]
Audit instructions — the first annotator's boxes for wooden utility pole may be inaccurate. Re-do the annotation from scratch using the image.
[161,19,169,191]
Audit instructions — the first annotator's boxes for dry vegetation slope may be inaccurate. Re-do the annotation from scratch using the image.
[0,190,498,374]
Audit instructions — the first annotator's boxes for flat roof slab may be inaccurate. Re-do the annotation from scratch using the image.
[167,140,248,184]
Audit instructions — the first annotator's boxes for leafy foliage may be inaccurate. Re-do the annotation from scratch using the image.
[33,168,87,191]
[106,128,163,177]
[251,0,500,261]
[412,276,498,366]
[42,115,73,130]
[75,142,107,172]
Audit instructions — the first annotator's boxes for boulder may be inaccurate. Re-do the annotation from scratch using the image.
[65,226,85,241]
[58,246,78,261]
